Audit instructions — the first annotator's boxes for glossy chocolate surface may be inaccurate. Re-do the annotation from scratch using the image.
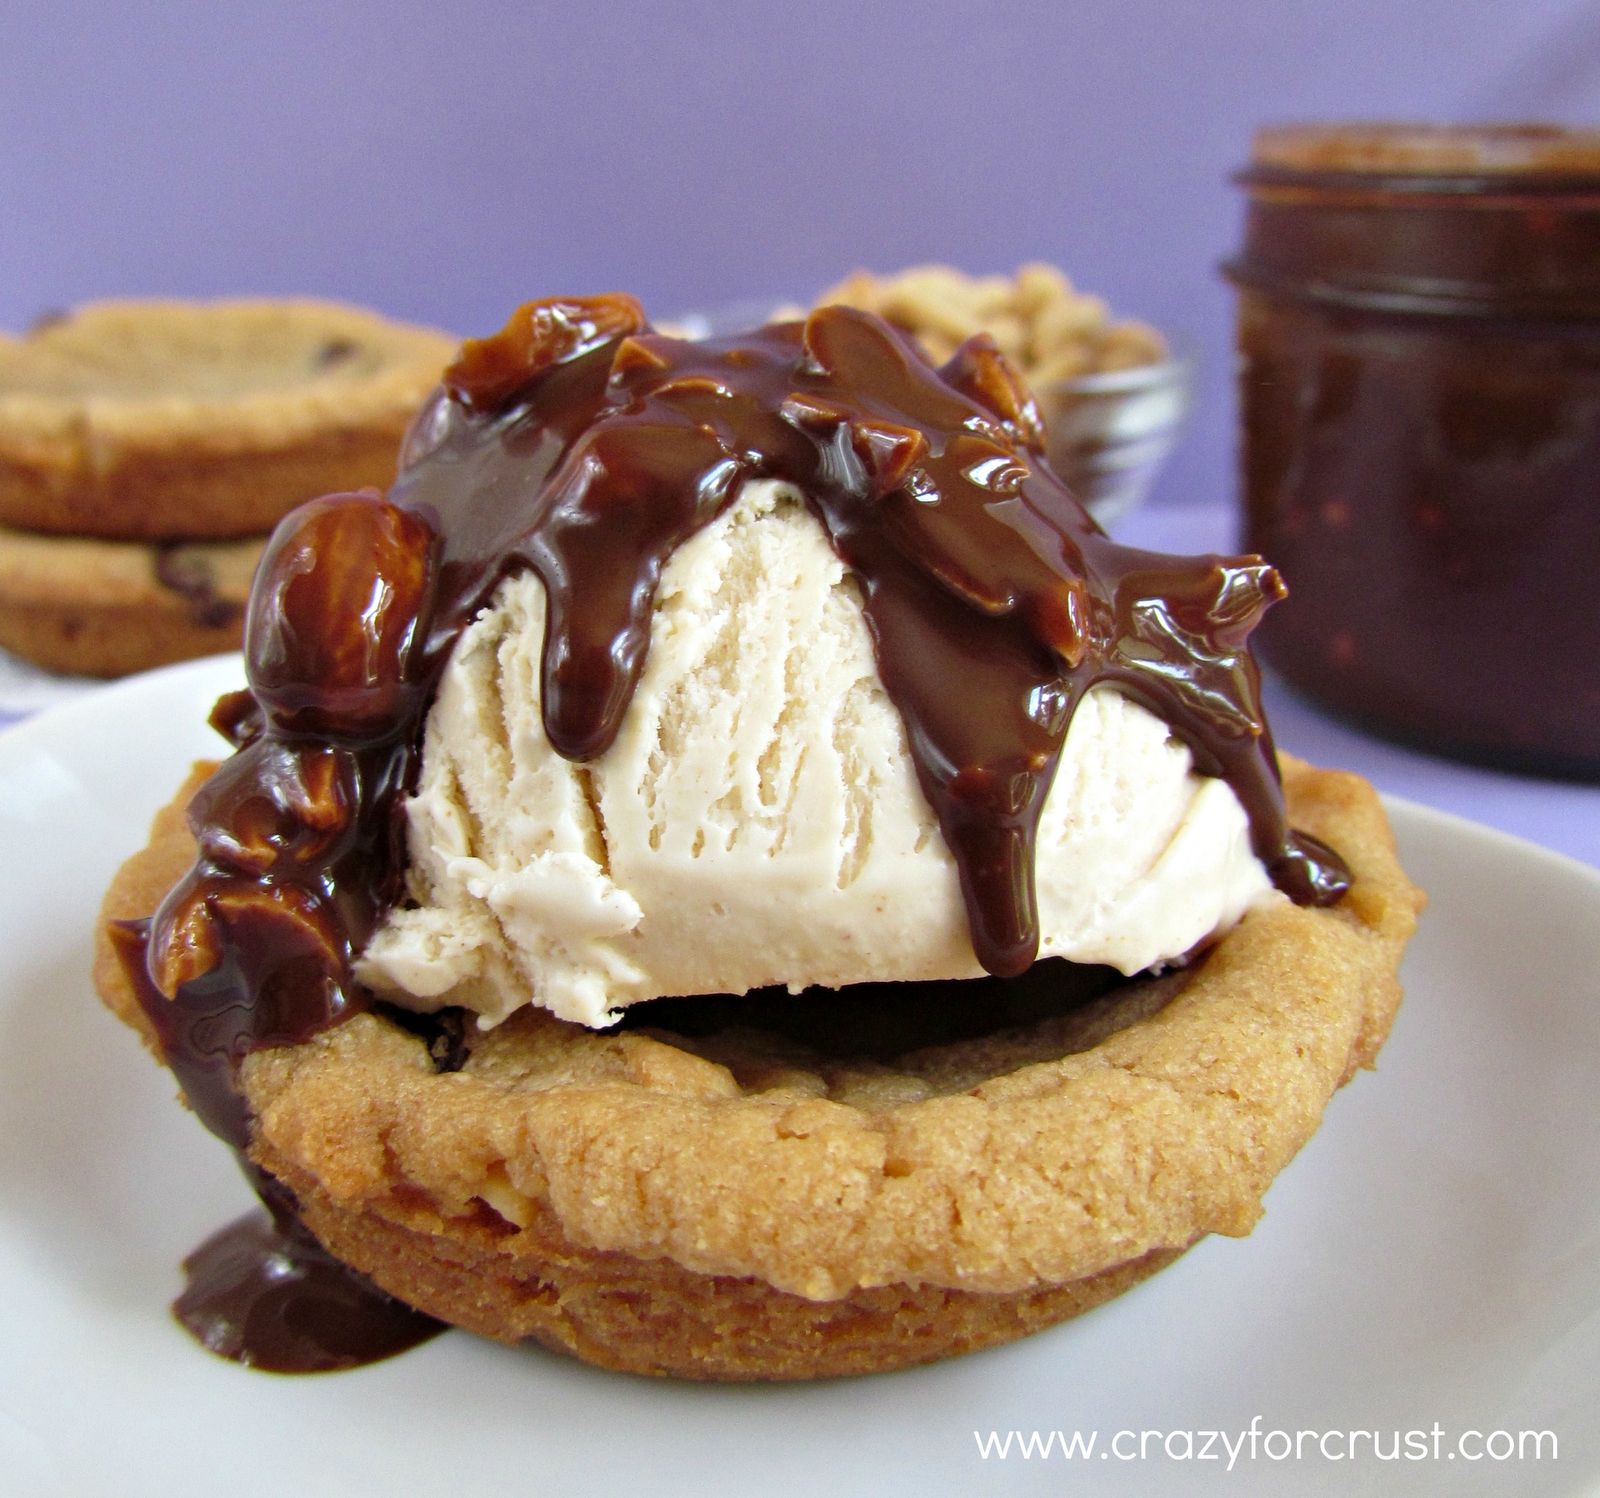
[173,1170,444,1374]
[1228,144,1600,776]
[120,297,1348,1371]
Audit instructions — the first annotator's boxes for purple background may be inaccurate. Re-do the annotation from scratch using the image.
[4,0,1599,513]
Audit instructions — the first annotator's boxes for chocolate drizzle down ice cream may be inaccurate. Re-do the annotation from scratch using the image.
[112,295,1349,1370]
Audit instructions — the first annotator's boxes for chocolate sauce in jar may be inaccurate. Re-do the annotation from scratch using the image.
[117,295,1349,1372]
[1226,124,1600,776]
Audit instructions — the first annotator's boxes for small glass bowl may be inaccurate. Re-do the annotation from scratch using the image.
[1034,352,1192,527]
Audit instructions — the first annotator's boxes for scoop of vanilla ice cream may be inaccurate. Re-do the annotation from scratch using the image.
[356,479,1278,1028]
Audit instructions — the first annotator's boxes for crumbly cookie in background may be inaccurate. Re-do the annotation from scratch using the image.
[0,300,459,540]
[95,756,1421,1380]
[0,526,264,678]
[816,262,1168,387]
[0,299,457,677]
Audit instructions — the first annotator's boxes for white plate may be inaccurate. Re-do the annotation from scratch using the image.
[2,656,1598,1498]
[0,645,106,719]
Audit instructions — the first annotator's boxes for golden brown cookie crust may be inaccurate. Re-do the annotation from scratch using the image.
[277,1153,1188,1380]
[0,527,263,676]
[95,757,1422,1378]
[0,301,457,540]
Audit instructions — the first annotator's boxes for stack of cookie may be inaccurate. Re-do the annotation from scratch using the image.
[0,300,459,677]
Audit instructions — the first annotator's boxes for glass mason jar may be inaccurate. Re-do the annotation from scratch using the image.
[1224,124,1600,779]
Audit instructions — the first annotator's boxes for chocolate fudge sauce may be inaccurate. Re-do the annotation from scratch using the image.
[171,1166,443,1373]
[117,296,1349,1371]
[1226,125,1600,775]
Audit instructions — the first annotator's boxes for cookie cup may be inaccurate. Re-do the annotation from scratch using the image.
[96,757,1421,1380]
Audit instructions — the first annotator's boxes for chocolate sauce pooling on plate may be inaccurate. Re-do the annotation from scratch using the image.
[172,1165,443,1373]
[116,296,1349,1372]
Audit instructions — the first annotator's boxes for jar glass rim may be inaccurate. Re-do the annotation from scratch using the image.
[1248,123,1600,179]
